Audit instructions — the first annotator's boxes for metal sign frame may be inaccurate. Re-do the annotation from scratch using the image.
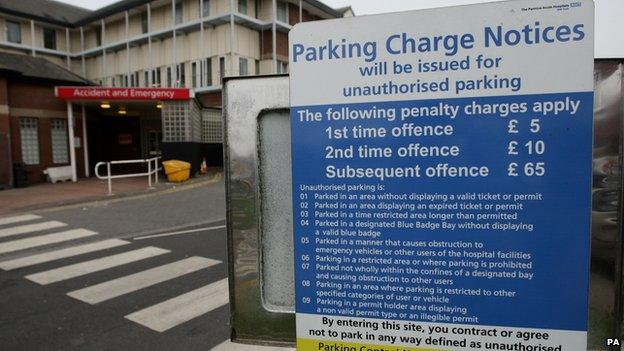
[224,61,624,349]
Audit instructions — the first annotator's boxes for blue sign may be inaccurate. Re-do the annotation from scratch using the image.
[290,1,594,350]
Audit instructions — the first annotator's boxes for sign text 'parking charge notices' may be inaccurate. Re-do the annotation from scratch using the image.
[289,1,594,350]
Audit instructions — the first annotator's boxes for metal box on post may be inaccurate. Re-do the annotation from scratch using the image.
[223,62,624,350]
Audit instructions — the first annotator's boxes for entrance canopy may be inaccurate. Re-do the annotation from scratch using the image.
[53,86,192,183]
[54,86,192,101]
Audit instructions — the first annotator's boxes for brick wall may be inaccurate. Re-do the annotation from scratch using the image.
[260,30,288,61]
[197,91,222,108]
[0,77,10,187]
[7,81,85,185]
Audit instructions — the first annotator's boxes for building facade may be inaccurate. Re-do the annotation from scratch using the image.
[0,52,90,187]
[0,0,351,187]
[0,0,352,106]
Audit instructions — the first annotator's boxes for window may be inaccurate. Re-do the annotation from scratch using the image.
[255,0,259,18]
[200,0,210,17]
[43,28,57,50]
[144,71,149,86]
[277,60,288,73]
[6,21,21,44]
[191,61,198,88]
[166,66,172,87]
[175,1,183,25]
[176,63,185,87]
[255,59,260,75]
[95,26,102,46]
[20,118,39,165]
[51,119,69,164]
[276,1,287,22]
[152,68,162,87]
[134,72,139,87]
[239,57,248,76]
[238,0,247,15]
[203,57,212,86]
[147,130,162,156]
[219,57,225,81]
[141,12,149,34]
[129,73,137,87]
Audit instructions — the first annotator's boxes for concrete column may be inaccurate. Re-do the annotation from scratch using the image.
[172,0,177,86]
[67,102,77,182]
[125,11,131,86]
[65,28,70,69]
[230,0,235,76]
[272,0,277,73]
[80,27,86,78]
[148,3,152,86]
[81,104,89,177]
[200,0,205,87]
[30,20,36,56]
[101,19,107,85]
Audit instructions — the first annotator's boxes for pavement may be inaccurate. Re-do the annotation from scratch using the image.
[0,169,221,216]
[0,177,296,351]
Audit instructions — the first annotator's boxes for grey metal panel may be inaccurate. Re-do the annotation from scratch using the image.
[225,62,624,347]
[259,110,295,313]
[223,75,295,346]
[589,60,623,349]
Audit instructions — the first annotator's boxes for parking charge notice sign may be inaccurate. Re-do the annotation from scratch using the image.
[289,1,594,350]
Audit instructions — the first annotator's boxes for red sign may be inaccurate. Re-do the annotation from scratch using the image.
[55,86,191,101]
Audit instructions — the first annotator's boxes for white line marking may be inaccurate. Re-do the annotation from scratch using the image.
[0,238,128,270]
[0,214,42,226]
[125,278,229,332]
[0,221,67,239]
[211,341,294,351]
[68,257,221,304]
[133,225,226,240]
[25,247,170,285]
[0,228,98,255]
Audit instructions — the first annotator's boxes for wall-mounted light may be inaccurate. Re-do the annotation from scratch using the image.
[101,101,111,109]
[156,101,163,109]
[118,106,127,115]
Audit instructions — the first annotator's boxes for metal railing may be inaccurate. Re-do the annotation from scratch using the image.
[95,157,161,195]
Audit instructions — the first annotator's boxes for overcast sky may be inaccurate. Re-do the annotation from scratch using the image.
[58,0,622,58]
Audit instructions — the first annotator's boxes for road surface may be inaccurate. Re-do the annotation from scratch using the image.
[0,180,245,350]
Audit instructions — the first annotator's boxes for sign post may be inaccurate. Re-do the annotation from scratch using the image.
[289,1,594,350]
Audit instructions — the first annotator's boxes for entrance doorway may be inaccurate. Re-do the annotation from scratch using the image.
[85,101,162,174]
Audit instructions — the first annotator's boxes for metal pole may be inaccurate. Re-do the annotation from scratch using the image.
[148,159,152,188]
[67,102,77,182]
[299,0,302,23]
[107,162,112,195]
[81,104,89,177]
[155,159,159,184]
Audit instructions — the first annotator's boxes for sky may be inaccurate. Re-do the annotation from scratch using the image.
[58,0,622,58]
